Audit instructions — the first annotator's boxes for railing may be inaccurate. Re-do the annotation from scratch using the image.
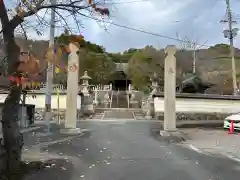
[110,90,113,109]
[117,89,119,107]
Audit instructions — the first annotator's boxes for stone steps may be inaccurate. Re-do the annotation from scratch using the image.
[91,112,104,120]
[103,110,134,119]
[111,91,128,108]
[133,111,146,120]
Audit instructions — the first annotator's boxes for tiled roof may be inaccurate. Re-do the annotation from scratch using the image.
[115,63,128,72]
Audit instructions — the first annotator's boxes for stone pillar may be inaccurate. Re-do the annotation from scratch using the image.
[93,87,98,105]
[145,95,154,119]
[104,92,110,108]
[61,43,81,134]
[164,45,177,131]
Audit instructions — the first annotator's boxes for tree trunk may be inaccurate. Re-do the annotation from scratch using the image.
[1,40,23,179]
[0,1,24,178]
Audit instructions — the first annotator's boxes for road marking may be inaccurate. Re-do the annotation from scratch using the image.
[21,126,43,133]
[225,154,240,163]
[29,130,85,148]
[188,144,203,154]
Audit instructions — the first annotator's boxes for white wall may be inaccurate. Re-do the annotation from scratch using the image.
[0,94,81,109]
[1,93,240,113]
[154,97,240,113]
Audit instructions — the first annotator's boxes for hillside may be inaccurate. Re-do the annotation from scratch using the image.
[0,38,239,94]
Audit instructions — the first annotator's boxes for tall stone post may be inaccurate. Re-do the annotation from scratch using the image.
[163,45,177,131]
[61,43,81,134]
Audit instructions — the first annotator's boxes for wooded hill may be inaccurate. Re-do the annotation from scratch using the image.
[0,35,239,94]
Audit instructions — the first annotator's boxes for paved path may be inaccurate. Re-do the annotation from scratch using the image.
[23,121,240,180]
[181,128,240,162]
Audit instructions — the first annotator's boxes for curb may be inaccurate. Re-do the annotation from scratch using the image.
[30,128,88,148]
[20,126,43,133]
[176,121,223,128]
[223,153,240,163]
[182,142,240,163]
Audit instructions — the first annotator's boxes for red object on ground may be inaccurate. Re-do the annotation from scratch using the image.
[20,76,25,84]
[15,77,20,84]
[228,120,235,134]
[9,76,15,82]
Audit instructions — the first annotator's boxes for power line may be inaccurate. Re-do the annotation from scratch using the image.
[80,13,211,48]
[104,0,150,4]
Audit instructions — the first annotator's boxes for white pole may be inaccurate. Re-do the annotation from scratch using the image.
[192,43,196,74]
[57,88,60,124]
[45,0,56,132]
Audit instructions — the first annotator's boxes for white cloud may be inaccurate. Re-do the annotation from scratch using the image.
[2,0,240,52]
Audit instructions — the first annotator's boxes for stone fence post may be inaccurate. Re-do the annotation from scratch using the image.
[163,45,177,131]
[61,43,81,134]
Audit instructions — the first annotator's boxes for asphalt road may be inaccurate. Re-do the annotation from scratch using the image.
[24,121,240,180]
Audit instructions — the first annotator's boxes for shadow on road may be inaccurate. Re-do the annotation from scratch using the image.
[23,159,74,180]
[0,159,74,180]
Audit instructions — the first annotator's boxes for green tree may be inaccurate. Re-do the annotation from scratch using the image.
[56,33,105,53]
[127,46,164,92]
[54,33,115,85]
[79,52,115,84]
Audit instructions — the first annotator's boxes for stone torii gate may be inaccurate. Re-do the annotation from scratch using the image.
[60,42,82,134]
[160,45,180,137]
[163,45,177,132]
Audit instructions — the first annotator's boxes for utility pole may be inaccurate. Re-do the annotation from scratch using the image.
[176,33,197,74]
[192,42,196,74]
[45,0,56,132]
[187,40,197,74]
[222,0,238,95]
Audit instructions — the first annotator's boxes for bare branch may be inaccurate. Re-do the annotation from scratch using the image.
[0,1,92,34]
[53,9,72,33]
[19,23,27,39]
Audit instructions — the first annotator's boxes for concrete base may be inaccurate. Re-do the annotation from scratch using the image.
[160,129,182,137]
[159,129,186,143]
[36,132,52,137]
[60,128,85,135]
[145,115,152,120]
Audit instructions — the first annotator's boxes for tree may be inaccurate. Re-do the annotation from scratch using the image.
[127,46,164,93]
[79,52,115,84]
[56,33,105,54]
[0,0,110,178]
[53,33,115,85]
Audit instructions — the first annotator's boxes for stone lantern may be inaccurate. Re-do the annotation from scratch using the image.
[80,71,92,95]
[79,71,93,115]
[145,72,159,119]
[150,72,159,95]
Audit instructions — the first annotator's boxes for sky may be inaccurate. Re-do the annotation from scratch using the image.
[3,0,240,52]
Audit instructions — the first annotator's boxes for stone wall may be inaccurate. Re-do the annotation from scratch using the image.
[155,112,230,121]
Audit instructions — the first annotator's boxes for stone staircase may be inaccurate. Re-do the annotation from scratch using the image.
[91,109,104,120]
[111,91,128,108]
[90,108,146,120]
[103,109,134,119]
[133,111,146,120]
